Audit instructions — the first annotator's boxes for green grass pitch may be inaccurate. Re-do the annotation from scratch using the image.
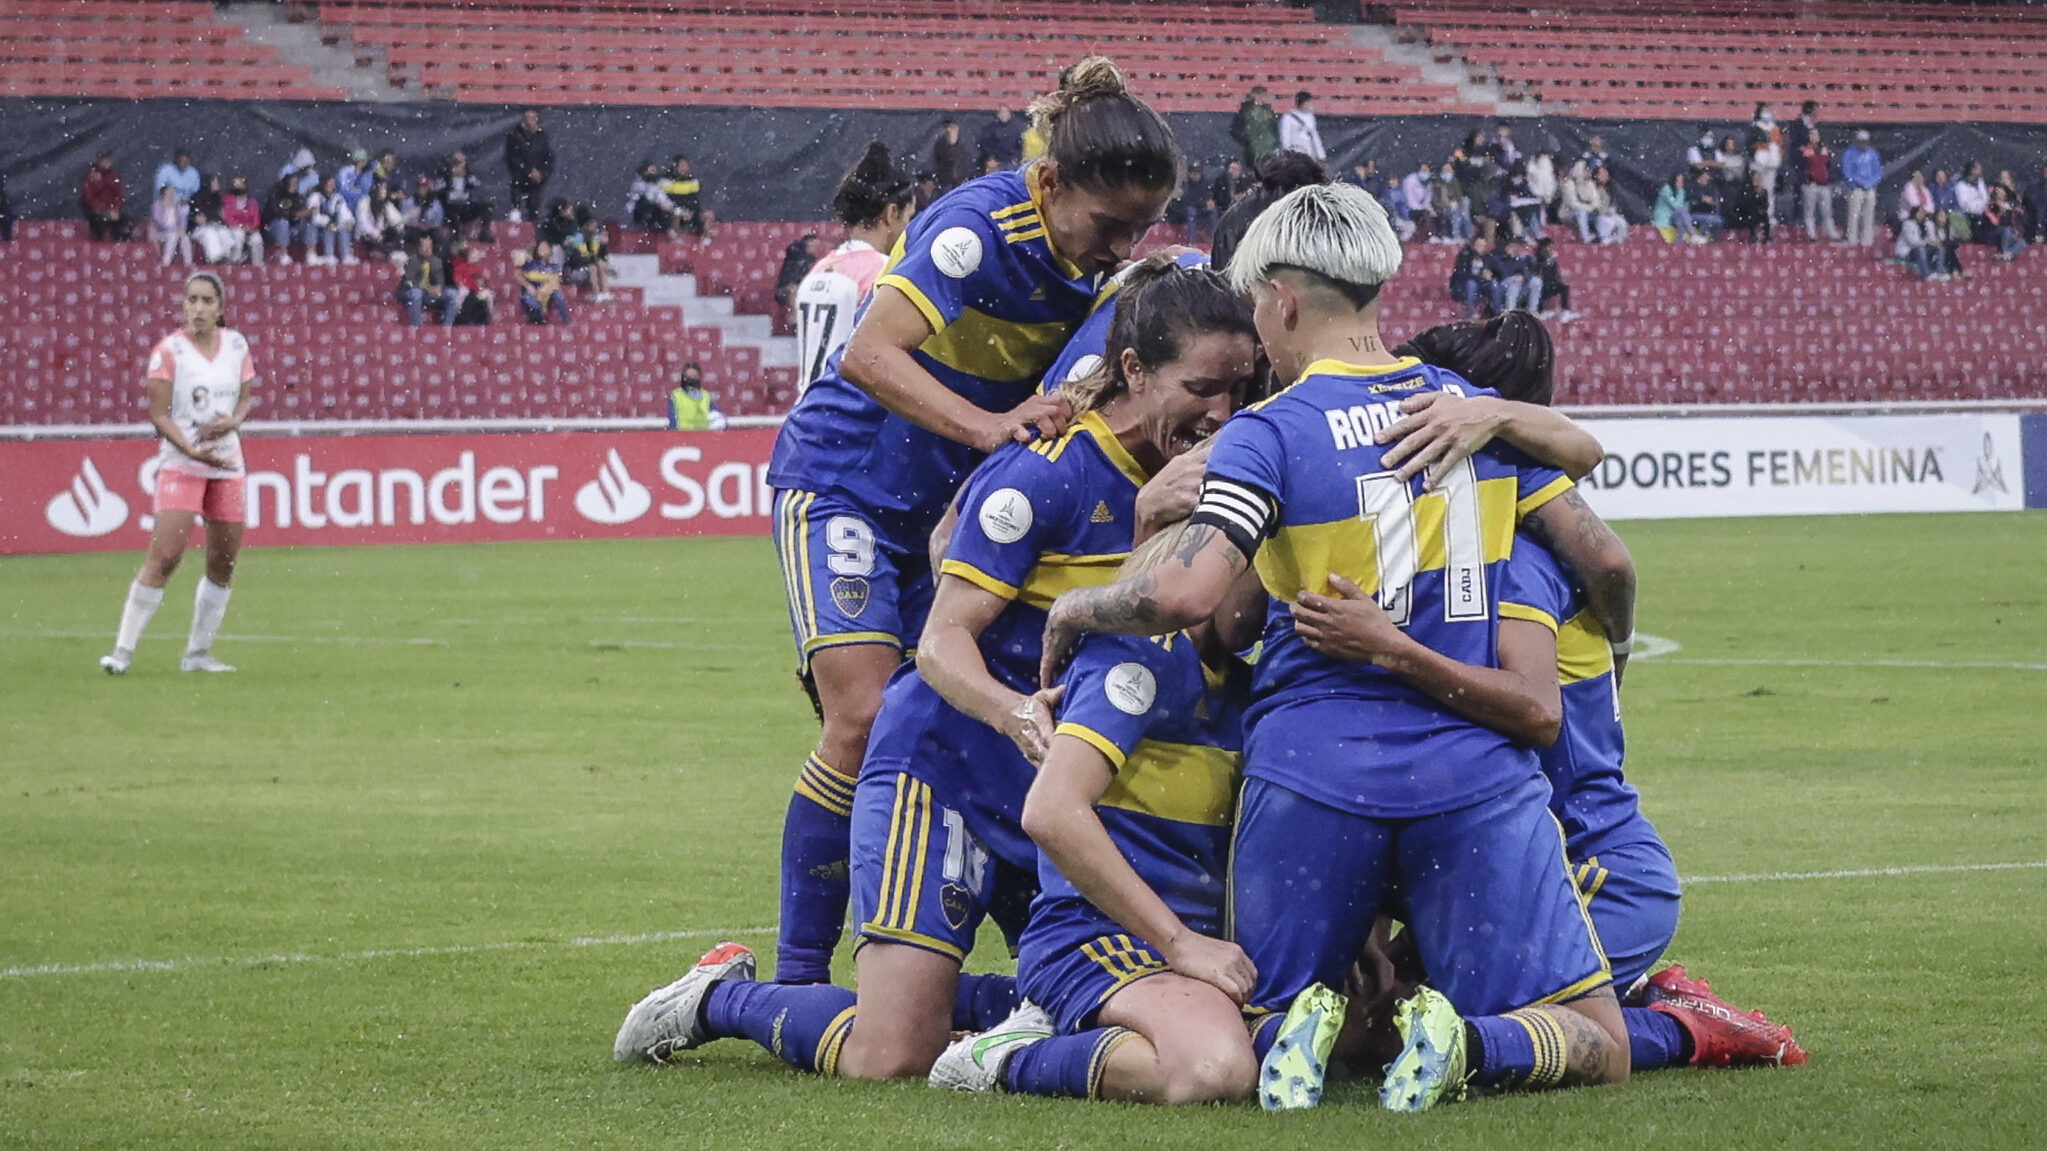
[3,513,2043,1149]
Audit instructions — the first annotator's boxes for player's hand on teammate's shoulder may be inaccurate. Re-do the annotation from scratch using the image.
[987,392,1074,452]
[1160,930,1257,1005]
[1292,574,1402,665]
[1134,439,1212,539]
[1375,391,1506,489]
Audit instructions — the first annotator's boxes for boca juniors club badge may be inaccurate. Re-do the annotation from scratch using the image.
[831,577,871,619]
[940,883,972,930]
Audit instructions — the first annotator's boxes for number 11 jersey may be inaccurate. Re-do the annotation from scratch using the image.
[1201,357,1574,819]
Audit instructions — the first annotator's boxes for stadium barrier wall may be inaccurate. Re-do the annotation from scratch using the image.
[8,412,2045,556]
[8,98,2047,229]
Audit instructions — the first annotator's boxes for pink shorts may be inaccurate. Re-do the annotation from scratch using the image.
[155,471,247,523]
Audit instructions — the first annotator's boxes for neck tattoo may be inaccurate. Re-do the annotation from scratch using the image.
[1347,336,1383,354]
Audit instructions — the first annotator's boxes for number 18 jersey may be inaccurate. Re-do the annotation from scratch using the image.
[1201,356,1574,819]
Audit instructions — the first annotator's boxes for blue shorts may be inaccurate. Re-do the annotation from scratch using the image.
[1017,898,1173,1034]
[773,488,934,675]
[849,768,1036,962]
[1572,829,1682,989]
[1231,774,1610,1019]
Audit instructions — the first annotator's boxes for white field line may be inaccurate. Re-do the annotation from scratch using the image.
[0,628,447,646]
[1630,634,2047,672]
[9,861,2046,982]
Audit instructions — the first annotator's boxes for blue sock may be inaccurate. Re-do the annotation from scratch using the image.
[1467,1009,1570,1090]
[1625,1006,1692,1071]
[1249,1012,1285,1063]
[953,973,1019,1031]
[1001,1028,1135,1099]
[703,979,857,1075]
[775,754,856,984]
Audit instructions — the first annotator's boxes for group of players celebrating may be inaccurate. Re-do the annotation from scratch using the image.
[613,59,1807,1110]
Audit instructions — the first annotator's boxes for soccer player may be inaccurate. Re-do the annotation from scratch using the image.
[793,142,917,391]
[1039,184,1631,1112]
[764,58,1182,987]
[926,522,1264,1104]
[613,262,1259,1080]
[100,272,252,676]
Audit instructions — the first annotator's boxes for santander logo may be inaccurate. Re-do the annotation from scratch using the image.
[574,448,654,524]
[46,457,130,537]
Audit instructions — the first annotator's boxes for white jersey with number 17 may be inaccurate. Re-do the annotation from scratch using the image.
[793,239,885,391]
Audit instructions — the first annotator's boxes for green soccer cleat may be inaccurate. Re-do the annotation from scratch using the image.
[1258,983,1346,1111]
[1380,986,1470,1112]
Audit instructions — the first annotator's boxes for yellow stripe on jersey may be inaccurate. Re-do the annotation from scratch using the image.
[1025,163,1086,279]
[1499,602,1560,633]
[1518,475,1575,519]
[990,200,1037,220]
[1098,740,1241,827]
[939,559,1020,601]
[1005,226,1049,245]
[1054,721,1129,770]
[1253,475,1519,602]
[1017,552,1128,610]
[1556,609,1616,685]
[874,273,946,334]
[918,305,1076,384]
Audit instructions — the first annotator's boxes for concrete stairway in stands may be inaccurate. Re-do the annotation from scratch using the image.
[1346,22,1537,118]
[219,0,404,102]
[610,255,800,373]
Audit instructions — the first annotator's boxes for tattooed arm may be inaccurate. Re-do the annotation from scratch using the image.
[1038,522,1249,688]
[1524,487,1636,679]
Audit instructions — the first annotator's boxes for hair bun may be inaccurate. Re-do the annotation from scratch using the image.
[853,141,894,185]
[1029,56,1128,130]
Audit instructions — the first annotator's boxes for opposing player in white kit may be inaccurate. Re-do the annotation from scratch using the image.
[792,142,916,390]
[100,272,255,675]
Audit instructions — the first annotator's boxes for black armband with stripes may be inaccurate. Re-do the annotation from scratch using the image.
[1188,476,1276,560]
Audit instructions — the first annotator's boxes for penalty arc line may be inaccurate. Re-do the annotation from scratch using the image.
[7,862,2046,982]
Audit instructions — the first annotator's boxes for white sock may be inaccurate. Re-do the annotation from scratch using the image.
[116,581,164,654]
[187,578,233,656]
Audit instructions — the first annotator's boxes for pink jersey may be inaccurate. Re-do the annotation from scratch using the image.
[793,240,886,389]
[147,328,255,479]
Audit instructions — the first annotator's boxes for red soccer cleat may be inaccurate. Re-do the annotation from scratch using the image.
[1645,965,1809,1067]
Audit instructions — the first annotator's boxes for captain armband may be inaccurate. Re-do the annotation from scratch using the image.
[1187,477,1276,560]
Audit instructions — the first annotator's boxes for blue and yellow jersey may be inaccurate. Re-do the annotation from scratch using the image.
[768,167,1106,536]
[1042,632,1247,937]
[1038,250,1209,395]
[938,409,1151,693]
[1498,534,1644,858]
[1202,357,1574,818]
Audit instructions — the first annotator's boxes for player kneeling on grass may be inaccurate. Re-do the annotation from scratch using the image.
[927,522,1265,1103]
[612,259,1260,1081]
[1039,183,1633,1113]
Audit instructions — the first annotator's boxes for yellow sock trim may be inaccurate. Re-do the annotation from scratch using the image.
[1086,1027,1139,1100]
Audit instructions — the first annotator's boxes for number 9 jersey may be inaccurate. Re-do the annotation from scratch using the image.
[1197,356,1575,819]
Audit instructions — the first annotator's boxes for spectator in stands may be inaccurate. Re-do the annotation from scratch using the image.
[81,154,131,241]
[1590,168,1629,244]
[1488,235,1541,313]
[1715,135,1747,188]
[625,160,674,233]
[1349,160,1409,240]
[279,147,319,198]
[190,174,224,230]
[338,149,376,225]
[540,197,579,251]
[1985,185,2028,262]
[150,185,193,268]
[1561,160,1601,243]
[1783,100,1819,215]
[562,203,614,302]
[1231,86,1280,167]
[154,149,200,205]
[371,149,401,198]
[976,105,1025,169]
[1798,133,1841,242]
[396,233,455,327]
[1449,233,1494,319]
[264,172,308,263]
[932,120,972,190]
[506,109,553,223]
[1726,168,1774,244]
[663,155,706,237]
[775,233,823,309]
[1020,111,1050,165]
[1746,108,1783,223]
[1212,159,1254,210]
[1579,135,1610,174]
[438,150,495,243]
[1685,129,1720,177]
[0,172,11,243]
[668,362,728,431]
[1533,236,1578,322]
[448,239,493,324]
[1279,91,1326,161]
[1955,162,1991,242]
[1653,172,1703,245]
[1169,160,1216,244]
[520,240,571,325]
[305,174,356,266]
[1487,123,1521,169]
[1524,148,1558,226]
[2026,165,2047,244]
[1506,160,1544,241]
[190,180,238,265]
[1401,161,1436,240]
[220,176,263,265]
[1898,169,1934,222]
[1896,206,1944,282]
[1929,167,1959,220]
[915,171,943,212]
[1840,130,1881,247]
[402,175,446,249]
[1433,161,1473,243]
[356,185,405,262]
[1689,170,1725,241]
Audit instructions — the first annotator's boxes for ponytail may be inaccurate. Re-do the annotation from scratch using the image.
[832,140,915,229]
[1028,57,1180,194]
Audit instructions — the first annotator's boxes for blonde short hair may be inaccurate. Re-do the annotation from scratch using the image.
[1223,182,1403,301]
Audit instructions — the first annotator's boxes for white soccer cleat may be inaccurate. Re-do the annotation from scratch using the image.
[928,1000,1055,1092]
[180,651,236,673]
[613,941,756,1063]
[99,649,132,676]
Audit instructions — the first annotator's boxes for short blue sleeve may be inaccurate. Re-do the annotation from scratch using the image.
[1498,534,1573,634]
[874,203,1001,335]
[1054,633,1179,769]
[1203,408,1289,507]
[940,444,1074,600]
